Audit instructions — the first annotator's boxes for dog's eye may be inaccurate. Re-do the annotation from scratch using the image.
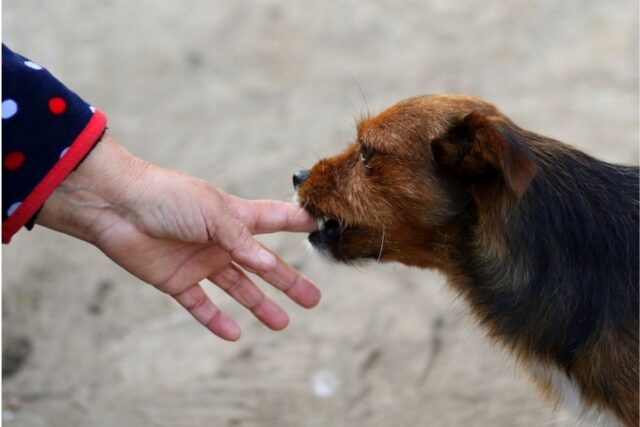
[359,144,374,167]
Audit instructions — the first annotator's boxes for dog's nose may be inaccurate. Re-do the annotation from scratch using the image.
[292,169,310,189]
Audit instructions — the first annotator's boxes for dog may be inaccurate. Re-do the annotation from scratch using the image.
[293,95,639,426]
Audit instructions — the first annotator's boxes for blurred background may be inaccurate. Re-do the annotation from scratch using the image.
[2,1,637,426]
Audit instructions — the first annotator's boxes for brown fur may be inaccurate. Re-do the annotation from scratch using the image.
[296,95,639,426]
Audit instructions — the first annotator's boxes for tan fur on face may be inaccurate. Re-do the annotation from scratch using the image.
[298,95,487,267]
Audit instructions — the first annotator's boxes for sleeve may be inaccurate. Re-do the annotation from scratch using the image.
[2,44,108,243]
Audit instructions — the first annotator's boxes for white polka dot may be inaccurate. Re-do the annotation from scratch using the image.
[7,202,22,217]
[2,99,18,119]
[89,105,96,113]
[24,60,43,70]
[59,147,70,158]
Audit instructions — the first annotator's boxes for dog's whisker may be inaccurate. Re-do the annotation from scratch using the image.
[310,148,322,163]
[377,226,385,262]
[349,75,371,119]
[287,162,309,170]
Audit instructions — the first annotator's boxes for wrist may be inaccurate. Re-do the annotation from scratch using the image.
[36,135,148,243]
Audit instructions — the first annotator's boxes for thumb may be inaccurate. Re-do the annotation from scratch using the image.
[215,211,277,272]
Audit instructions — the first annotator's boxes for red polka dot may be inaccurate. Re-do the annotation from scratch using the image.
[4,151,25,171]
[48,97,67,115]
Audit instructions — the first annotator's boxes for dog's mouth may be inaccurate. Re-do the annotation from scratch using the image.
[308,215,344,248]
[304,208,378,262]
[313,215,340,233]
[303,205,354,249]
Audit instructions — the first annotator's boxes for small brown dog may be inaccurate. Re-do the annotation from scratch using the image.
[294,95,639,426]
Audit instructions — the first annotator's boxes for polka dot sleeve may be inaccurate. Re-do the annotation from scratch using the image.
[2,44,107,243]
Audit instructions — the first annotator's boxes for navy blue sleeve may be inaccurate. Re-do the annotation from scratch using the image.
[2,44,107,243]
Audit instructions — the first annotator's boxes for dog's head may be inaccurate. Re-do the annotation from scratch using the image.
[295,95,537,267]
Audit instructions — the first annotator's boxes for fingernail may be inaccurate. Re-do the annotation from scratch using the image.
[311,289,322,307]
[257,248,276,269]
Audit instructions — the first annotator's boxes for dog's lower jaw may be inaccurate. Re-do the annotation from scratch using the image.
[306,232,337,261]
[307,219,461,268]
[306,233,371,264]
[306,216,386,263]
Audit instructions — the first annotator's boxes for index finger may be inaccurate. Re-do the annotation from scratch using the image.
[228,197,317,234]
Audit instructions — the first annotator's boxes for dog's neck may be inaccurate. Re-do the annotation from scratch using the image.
[443,139,638,370]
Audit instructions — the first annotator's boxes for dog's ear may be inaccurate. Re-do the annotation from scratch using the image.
[431,111,537,197]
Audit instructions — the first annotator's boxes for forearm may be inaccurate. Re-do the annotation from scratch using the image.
[35,135,147,243]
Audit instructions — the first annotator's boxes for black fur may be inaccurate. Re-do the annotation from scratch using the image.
[458,137,638,372]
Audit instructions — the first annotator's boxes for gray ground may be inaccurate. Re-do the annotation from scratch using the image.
[2,1,638,426]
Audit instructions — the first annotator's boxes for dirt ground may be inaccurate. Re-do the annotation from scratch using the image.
[2,1,638,426]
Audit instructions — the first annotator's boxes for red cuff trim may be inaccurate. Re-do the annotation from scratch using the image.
[2,110,107,244]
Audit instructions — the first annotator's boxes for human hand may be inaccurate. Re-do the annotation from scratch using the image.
[36,135,320,341]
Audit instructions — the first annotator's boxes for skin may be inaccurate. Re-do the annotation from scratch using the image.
[36,134,321,341]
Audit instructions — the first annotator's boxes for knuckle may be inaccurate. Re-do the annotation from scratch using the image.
[177,285,207,310]
[226,274,244,295]
[249,293,267,312]
[235,224,257,250]
[204,308,223,330]
[283,272,301,293]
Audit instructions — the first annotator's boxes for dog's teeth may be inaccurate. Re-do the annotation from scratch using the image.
[316,216,330,229]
